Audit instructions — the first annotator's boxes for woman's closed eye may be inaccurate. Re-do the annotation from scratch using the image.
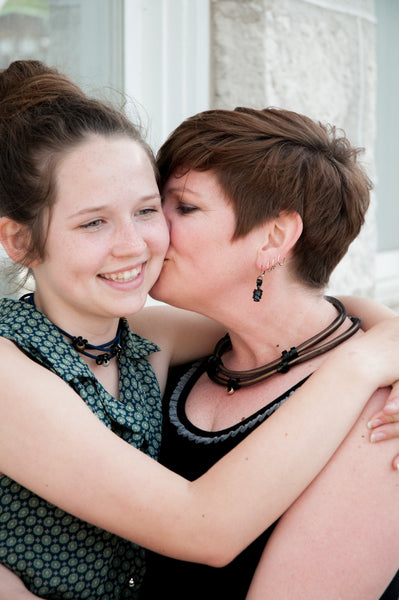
[176,203,198,215]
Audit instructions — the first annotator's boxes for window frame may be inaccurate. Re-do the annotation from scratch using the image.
[123,0,210,153]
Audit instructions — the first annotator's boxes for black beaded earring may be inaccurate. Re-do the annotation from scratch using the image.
[252,271,265,302]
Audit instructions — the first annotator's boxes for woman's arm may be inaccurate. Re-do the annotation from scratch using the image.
[1,319,399,567]
[340,295,399,446]
[131,305,225,365]
[129,305,225,394]
[246,384,399,599]
[135,297,396,364]
[339,294,397,328]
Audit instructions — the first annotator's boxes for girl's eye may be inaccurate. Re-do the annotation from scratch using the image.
[136,207,160,217]
[176,203,198,215]
[81,219,104,229]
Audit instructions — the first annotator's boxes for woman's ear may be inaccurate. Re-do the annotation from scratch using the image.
[272,210,303,250]
[0,217,36,265]
[256,211,303,269]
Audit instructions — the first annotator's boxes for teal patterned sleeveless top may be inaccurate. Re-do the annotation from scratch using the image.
[0,297,162,599]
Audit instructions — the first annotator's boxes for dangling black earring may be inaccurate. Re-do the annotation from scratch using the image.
[252,271,265,302]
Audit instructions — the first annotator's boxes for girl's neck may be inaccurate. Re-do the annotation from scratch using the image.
[24,292,122,396]
[31,292,121,347]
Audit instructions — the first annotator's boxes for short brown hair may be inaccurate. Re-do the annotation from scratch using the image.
[157,107,371,288]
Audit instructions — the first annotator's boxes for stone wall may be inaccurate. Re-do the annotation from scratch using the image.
[210,0,376,297]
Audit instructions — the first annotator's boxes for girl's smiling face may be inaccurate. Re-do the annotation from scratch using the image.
[33,134,169,331]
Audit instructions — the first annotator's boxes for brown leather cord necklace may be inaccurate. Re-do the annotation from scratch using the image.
[206,296,361,394]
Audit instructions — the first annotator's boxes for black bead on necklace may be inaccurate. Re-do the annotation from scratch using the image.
[55,326,122,366]
[206,296,361,394]
[22,293,122,366]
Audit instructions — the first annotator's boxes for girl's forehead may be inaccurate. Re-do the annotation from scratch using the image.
[56,137,153,186]
[51,138,158,217]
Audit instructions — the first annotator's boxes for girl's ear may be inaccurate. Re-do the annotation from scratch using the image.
[0,217,38,266]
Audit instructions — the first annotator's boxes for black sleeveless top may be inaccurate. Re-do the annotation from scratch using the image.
[142,359,399,599]
[142,360,306,599]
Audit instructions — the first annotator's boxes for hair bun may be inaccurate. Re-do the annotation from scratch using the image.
[0,60,84,120]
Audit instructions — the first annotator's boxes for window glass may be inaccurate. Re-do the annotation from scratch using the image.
[0,0,123,96]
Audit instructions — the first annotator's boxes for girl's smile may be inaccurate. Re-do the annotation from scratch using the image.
[99,265,143,283]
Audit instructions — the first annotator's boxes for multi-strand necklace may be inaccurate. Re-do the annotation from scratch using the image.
[206,296,360,394]
[22,293,122,366]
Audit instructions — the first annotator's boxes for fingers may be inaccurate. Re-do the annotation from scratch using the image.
[369,421,399,442]
[368,414,399,471]
[367,381,399,472]
[382,380,399,415]
[368,408,399,429]
[368,381,399,423]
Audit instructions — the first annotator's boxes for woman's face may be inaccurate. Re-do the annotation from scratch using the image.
[151,169,260,313]
[34,135,169,327]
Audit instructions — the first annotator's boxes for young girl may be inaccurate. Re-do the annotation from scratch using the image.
[0,60,398,600]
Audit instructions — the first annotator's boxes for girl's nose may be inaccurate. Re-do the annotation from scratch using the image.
[111,222,147,257]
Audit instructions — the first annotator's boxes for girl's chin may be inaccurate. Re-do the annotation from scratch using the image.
[104,288,149,314]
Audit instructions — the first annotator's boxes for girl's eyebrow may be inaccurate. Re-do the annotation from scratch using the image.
[68,205,108,219]
[68,194,162,219]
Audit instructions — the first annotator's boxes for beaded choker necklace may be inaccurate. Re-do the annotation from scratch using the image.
[22,293,122,366]
[206,296,361,394]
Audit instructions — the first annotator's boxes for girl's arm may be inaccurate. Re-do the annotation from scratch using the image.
[0,565,40,600]
[1,319,399,567]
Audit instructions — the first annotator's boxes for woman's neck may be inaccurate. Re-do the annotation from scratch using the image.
[210,288,346,371]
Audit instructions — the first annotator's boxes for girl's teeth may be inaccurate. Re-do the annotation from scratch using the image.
[102,268,140,282]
